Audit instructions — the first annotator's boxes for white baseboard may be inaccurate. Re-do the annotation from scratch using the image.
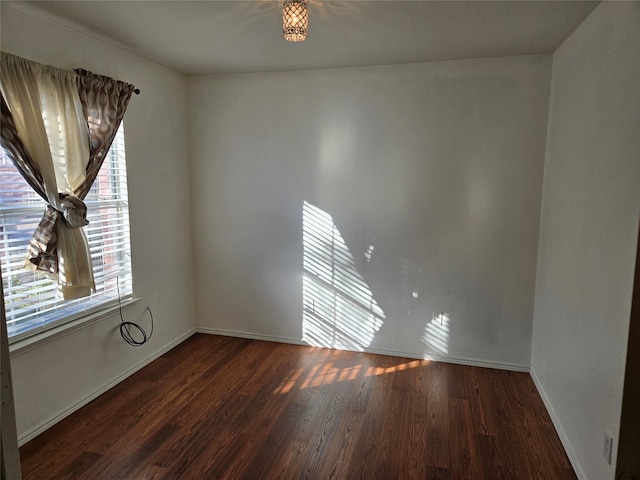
[196,327,307,346]
[361,344,529,372]
[530,367,586,480]
[18,328,196,446]
[195,327,530,372]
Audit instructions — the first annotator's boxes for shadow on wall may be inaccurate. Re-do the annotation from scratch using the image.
[301,201,451,358]
[302,201,385,351]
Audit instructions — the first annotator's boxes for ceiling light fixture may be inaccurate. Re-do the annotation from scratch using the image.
[283,0,308,42]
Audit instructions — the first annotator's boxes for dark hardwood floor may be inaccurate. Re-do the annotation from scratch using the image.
[20,334,576,479]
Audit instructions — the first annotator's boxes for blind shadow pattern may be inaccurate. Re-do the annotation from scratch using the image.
[423,312,450,356]
[302,201,385,351]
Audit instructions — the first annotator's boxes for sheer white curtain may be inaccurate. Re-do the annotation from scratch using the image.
[0,53,94,299]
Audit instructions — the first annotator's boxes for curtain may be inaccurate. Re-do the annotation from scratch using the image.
[74,69,136,199]
[0,53,135,300]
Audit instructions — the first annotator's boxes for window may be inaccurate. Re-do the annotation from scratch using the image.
[0,125,133,341]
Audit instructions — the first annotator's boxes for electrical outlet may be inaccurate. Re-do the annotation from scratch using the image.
[603,430,613,465]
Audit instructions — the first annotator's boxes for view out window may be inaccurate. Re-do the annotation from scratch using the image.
[0,125,133,341]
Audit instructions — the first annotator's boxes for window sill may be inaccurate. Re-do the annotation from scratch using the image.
[9,297,141,356]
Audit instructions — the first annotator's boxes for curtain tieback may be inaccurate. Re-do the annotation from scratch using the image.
[56,193,89,229]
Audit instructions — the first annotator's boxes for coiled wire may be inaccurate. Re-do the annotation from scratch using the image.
[116,277,154,346]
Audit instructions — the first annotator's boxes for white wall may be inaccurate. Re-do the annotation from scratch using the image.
[7,7,636,479]
[190,55,551,369]
[1,4,196,442]
[531,3,640,480]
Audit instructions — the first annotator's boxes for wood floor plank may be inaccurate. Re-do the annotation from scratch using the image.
[238,403,310,479]
[427,465,452,480]
[294,381,355,479]
[498,370,551,480]
[487,369,532,480]
[426,362,450,469]
[54,451,103,480]
[19,334,577,480]
[477,433,508,480]
[74,422,182,480]
[311,361,371,480]
[128,464,171,480]
[344,354,398,479]
[371,382,413,479]
[446,363,468,400]
[466,366,499,437]
[400,361,431,479]
[447,398,480,480]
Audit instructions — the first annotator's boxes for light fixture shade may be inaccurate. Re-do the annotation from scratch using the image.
[283,0,308,42]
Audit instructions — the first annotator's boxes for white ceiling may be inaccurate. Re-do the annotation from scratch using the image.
[16,1,599,75]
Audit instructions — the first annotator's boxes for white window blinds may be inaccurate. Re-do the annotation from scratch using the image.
[0,124,133,341]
